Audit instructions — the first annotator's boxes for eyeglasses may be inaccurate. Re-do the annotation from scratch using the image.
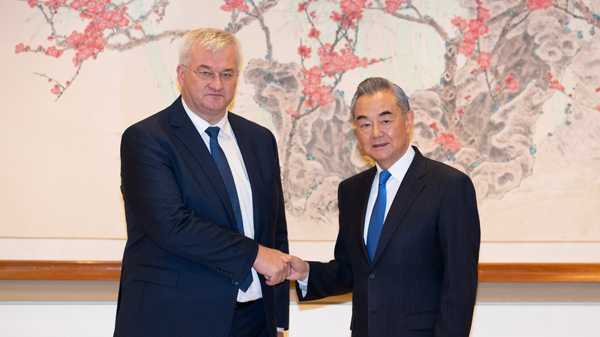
[181,65,238,83]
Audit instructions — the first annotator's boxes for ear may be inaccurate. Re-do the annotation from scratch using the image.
[405,109,414,132]
[176,64,185,87]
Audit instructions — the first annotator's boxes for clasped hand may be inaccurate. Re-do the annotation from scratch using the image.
[253,245,310,286]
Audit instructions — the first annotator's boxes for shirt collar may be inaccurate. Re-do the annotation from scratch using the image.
[375,145,415,180]
[181,98,233,139]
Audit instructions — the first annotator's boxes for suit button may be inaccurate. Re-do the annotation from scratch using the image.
[369,274,375,279]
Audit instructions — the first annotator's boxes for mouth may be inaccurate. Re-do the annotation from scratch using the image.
[372,143,388,149]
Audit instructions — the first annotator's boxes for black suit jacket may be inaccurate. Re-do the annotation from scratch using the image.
[114,97,289,337]
[299,146,480,337]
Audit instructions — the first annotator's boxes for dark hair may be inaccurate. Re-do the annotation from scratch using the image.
[350,77,410,118]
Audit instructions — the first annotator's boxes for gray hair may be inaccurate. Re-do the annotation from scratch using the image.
[350,77,410,118]
[179,28,243,68]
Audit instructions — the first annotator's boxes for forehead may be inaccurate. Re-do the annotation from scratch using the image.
[354,90,401,117]
[189,43,238,69]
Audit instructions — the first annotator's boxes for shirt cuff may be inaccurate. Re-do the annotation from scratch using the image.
[277,327,284,333]
[297,273,309,298]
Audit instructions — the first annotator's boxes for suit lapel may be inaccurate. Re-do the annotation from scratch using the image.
[169,98,237,231]
[371,147,427,264]
[228,113,264,241]
[353,167,377,265]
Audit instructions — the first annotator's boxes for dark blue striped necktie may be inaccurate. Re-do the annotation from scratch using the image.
[366,170,391,261]
[205,126,253,292]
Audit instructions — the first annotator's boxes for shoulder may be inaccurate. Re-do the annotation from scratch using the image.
[122,98,182,140]
[228,111,277,145]
[339,166,376,191]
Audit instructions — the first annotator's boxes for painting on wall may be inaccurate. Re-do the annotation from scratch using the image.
[1,0,599,255]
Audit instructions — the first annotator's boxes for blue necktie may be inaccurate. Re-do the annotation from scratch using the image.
[366,170,391,261]
[205,126,253,292]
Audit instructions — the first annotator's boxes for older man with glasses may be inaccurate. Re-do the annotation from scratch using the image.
[114,28,290,337]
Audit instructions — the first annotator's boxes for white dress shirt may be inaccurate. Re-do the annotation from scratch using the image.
[298,146,416,296]
[182,99,262,303]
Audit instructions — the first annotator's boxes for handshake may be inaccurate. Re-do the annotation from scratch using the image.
[253,245,310,286]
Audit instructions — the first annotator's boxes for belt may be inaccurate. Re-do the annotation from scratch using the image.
[234,299,259,310]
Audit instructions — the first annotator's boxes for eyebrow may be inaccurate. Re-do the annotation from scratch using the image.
[355,110,392,120]
[198,64,235,72]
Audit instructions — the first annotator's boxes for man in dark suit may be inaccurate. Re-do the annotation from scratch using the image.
[288,77,480,336]
[114,28,290,337]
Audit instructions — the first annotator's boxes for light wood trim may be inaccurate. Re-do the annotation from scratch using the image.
[1,261,599,282]
[478,263,600,282]
[0,261,121,280]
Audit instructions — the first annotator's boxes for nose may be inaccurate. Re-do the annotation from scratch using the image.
[372,124,382,138]
[208,74,225,90]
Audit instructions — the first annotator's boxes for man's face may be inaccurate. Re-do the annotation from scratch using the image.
[353,90,414,170]
[176,43,238,124]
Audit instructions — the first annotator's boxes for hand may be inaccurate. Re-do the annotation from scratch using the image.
[277,331,284,337]
[285,255,310,281]
[253,245,291,286]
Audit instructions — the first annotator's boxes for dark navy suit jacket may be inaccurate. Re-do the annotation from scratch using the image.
[114,97,289,337]
[298,147,480,337]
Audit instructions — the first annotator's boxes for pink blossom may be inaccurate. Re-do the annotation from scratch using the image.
[50,84,60,95]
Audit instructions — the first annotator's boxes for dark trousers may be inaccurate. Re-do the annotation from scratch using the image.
[229,299,269,337]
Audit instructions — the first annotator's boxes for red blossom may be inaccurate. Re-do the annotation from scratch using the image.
[385,0,407,13]
[44,0,66,9]
[549,79,564,91]
[27,0,38,8]
[546,72,553,80]
[463,29,478,43]
[221,0,249,12]
[526,0,552,11]
[298,45,312,58]
[435,132,462,151]
[134,25,142,30]
[504,73,518,91]
[286,108,298,118]
[595,87,600,93]
[451,17,467,30]
[477,7,490,20]
[477,51,492,70]
[596,105,600,111]
[457,108,463,115]
[298,2,309,12]
[15,43,24,54]
[429,122,439,132]
[44,46,64,58]
[459,42,475,57]
[308,28,320,38]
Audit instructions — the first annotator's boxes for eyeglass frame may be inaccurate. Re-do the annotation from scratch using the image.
[180,64,239,83]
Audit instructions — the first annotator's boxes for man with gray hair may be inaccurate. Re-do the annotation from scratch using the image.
[114,28,290,337]
[288,77,480,337]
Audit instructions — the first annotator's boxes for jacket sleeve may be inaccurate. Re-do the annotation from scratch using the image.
[298,183,354,301]
[434,174,480,337]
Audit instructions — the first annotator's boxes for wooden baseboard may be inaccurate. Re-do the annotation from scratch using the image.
[1,261,599,282]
